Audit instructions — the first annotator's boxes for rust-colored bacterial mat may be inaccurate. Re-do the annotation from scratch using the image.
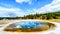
[3,21,56,32]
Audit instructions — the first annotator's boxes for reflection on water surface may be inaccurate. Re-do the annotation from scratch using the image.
[4,21,55,32]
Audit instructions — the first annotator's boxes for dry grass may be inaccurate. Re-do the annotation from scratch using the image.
[43,19,60,22]
[0,19,60,24]
[0,19,60,27]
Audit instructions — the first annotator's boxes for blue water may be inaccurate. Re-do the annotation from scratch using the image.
[12,21,46,29]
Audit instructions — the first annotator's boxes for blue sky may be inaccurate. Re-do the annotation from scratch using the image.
[0,0,60,17]
[0,0,52,9]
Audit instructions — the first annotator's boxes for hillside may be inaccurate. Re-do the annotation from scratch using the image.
[23,11,60,20]
[0,11,60,20]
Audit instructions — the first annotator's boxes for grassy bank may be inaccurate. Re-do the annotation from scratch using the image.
[42,19,60,22]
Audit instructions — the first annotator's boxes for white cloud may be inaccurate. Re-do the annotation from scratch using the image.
[0,7,20,11]
[25,8,37,15]
[0,7,25,17]
[16,0,32,4]
[36,0,60,14]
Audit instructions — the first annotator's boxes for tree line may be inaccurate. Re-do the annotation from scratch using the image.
[23,11,60,20]
[0,11,60,20]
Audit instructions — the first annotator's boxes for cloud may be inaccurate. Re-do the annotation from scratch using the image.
[36,0,60,14]
[16,0,32,4]
[0,7,25,17]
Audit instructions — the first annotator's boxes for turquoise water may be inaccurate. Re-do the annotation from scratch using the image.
[11,21,47,29]
[4,21,56,32]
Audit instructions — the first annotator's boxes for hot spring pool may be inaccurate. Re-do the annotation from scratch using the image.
[4,20,55,32]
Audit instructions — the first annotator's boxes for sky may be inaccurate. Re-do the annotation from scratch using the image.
[0,0,60,17]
